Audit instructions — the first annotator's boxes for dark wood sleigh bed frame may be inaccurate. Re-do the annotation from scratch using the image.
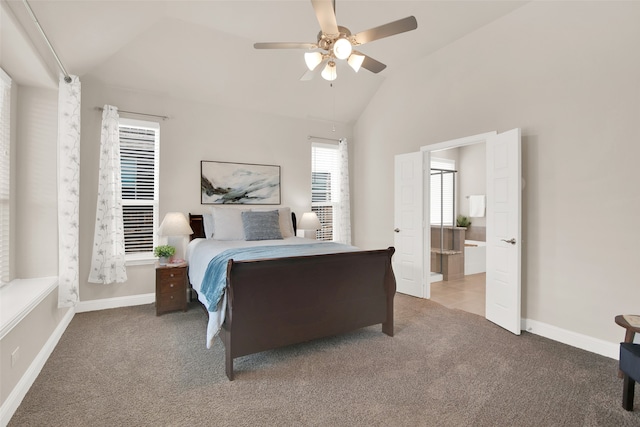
[188,213,396,380]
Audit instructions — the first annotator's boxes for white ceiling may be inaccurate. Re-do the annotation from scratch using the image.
[2,0,527,124]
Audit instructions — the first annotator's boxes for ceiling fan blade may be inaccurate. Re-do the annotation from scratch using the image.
[352,16,418,45]
[311,0,339,36]
[254,42,317,50]
[300,69,315,81]
[361,55,387,74]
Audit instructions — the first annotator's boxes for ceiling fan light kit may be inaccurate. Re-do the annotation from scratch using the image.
[305,51,324,71]
[333,37,352,60]
[254,0,418,81]
[321,61,337,81]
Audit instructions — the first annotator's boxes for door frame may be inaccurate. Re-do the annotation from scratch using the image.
[419,131,497,299]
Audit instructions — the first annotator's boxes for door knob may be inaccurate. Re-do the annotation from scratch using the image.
[501,238,516,245]
[394,228,400,233]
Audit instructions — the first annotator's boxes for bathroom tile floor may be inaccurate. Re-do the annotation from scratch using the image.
[430,273,486,317]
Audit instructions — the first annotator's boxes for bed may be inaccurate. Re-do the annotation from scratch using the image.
[187,208,396,380]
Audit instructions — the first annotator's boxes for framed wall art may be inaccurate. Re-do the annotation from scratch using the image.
[201,160,281,205]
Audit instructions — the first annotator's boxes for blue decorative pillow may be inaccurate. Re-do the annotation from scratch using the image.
[241,210,283,241]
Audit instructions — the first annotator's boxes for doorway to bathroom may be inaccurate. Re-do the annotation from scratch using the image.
[393,129,522,334]
[429,145,487,317]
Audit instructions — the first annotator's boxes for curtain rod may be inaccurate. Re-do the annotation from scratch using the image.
[22,0,72,84]
[307,135,341,142]
[95,107,169,121]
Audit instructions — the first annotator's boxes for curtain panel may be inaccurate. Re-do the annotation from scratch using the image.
[88,105,127,284]
[334,138,351,245]
[57,75,81,307]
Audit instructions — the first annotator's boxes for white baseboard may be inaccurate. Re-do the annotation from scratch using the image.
[522,318,619,360]
[0,307,74,427]
[75,293,155,313]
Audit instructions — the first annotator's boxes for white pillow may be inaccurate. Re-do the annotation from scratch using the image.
[210,207,248,240]
[252,207,294,238]
[203,213,214,239]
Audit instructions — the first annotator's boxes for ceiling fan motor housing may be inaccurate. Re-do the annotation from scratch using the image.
[317,26,354,53]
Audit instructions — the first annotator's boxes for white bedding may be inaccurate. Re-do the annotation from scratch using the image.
[187,236,319,294]
[186,236,323,348]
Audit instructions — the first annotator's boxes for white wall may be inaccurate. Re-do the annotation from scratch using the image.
[353,1,640,344]
[458,143,486,228]
[78,75,352,302]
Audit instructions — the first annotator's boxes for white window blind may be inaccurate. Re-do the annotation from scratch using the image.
[311,143,338,241]
[0,68,11,285]
[119,118,159,258]
[431,158,456,226]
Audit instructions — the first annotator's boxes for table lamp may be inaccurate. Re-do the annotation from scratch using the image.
[297,212,321,239]
[158,212,194,261]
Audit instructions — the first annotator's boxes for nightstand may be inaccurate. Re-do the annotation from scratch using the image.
[155,263,188,316]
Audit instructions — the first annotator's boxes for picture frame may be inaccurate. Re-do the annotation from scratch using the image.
[201,160,281,205]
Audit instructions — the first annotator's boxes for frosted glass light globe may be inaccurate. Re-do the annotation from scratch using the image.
[333,38,352,60]
[321,61,337,81]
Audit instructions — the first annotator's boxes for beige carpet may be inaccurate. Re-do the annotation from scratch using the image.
[9,295,640,426]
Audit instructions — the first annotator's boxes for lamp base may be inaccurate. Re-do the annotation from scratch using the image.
[166,235,188,261]
[297,230,317,240]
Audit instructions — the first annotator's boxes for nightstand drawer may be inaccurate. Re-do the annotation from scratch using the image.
[157,290,185,312]
[157,267,186,283]
[157,276,184,294]
[155,264,188,316]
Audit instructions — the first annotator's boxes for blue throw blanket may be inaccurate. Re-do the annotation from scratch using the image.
[200,242,356,312]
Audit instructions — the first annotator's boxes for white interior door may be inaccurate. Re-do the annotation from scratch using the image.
[393,152,424,298]
[485,128,522,335]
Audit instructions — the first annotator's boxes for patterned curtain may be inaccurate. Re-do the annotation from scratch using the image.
[88,105,127,284]
[57,75,81,307]
[334,138,351,245]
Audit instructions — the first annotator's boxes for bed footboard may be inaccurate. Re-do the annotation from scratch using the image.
[220,247,395,380]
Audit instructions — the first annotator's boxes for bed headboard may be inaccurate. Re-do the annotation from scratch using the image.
[189,213,205,240]
[189,211,297,240]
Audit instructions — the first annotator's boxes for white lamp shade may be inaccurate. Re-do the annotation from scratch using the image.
[347,53,365,72]
[304,51,323,71]
[158,212,194,236]
[298,212,321,230]
[321,61,337,81]
[333,37,352,60]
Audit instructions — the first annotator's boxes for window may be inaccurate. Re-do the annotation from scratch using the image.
[119,118,159,260]
[311,143,339,241]
[0,68,11,285]
[430,158,456,226]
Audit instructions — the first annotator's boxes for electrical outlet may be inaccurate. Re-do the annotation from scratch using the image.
[11,347,19,367]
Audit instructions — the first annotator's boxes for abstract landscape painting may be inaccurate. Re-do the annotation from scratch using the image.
[201,161,281,204]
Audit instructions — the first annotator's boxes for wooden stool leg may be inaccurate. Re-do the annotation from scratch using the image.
[623,374,635,411]
[625,330,636,343]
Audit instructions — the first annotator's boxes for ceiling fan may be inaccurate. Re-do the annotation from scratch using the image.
[254,0,418,81]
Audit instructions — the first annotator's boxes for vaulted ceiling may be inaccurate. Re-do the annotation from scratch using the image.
[2,1,526,124]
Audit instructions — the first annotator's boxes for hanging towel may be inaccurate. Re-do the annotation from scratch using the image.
[469,195,486,217]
